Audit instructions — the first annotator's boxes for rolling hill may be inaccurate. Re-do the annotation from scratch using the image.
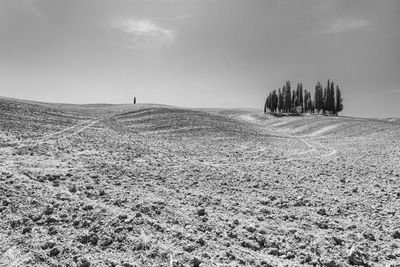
[1,97,399,267]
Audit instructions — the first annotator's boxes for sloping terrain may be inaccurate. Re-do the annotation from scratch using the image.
[1,98,400,267]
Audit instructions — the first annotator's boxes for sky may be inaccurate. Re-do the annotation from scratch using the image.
[0,0,399,118]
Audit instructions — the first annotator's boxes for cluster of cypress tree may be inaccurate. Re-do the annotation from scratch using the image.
[264,80,343,115]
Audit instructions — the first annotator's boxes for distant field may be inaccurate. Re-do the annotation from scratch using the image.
[1,97,399,266]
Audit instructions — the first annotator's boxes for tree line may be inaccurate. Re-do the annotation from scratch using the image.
[264,80,343,115]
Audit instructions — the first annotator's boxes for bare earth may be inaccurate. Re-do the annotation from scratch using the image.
[1,97,399,267]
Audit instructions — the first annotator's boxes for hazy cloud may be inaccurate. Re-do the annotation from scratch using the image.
[323,18,369,34]
[111,18,175,49]
[22,0,43,18]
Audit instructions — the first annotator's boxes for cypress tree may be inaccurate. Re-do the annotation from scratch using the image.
[318,82,323,113]
[314,84,318,113]
[327,82,332,113]
[268,92,272,111]
[304,89,309,113]
[264,97,267,114]
[307,92,313,112]
[278,88,283,113]
[314,82,322,114]
[322,86,327,114]
[326,81,331,113]
[272,90,278,112]
[311,99,315,113]
[282,85,286,113]
[285,82,292,113]
[292,90,296,112]
[335,85,343,115]
[299,83,303,112]
[330,82,336,114]
[286,81,292,113]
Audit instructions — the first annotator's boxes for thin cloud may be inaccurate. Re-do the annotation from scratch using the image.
[322,18,369,34]
[22,0,43,18]
[111,18,175,49]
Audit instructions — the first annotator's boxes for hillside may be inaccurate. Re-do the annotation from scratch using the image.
[1,98,400,267]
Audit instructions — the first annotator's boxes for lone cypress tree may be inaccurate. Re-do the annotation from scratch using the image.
[134,97,136,104]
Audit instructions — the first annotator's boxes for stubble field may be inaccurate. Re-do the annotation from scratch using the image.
[1,97,399,267]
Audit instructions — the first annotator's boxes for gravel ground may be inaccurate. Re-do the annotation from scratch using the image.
[1,98,400,267]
